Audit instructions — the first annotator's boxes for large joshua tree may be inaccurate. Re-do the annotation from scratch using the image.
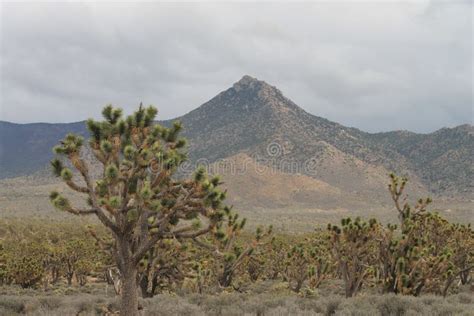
[49,104,228,315]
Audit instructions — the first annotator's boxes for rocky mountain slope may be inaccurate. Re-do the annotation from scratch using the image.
[166,75,472,200]
[1,76,472,206]
[367,125,473,195]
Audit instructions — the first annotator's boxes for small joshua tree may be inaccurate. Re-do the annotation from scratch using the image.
[45,237,96,286]
[283,234,331,293]
[378,173,457,296]
[328,217,379,297]
[308,231,332,290]
[442,223,474,296]
[50,104,228,315]
[89,226,193,297]
[137,239,198,297]
[283,242,314,293]
[194,206,272,288]
[261,236,287,280]
[379,213,453,295]
[2,240,47,288]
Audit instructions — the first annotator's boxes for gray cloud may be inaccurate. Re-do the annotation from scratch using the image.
[0,1,472,132]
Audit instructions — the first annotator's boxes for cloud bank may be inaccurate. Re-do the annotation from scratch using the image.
[0,1,472,132]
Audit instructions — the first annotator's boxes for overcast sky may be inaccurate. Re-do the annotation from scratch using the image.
[0,1,472,133]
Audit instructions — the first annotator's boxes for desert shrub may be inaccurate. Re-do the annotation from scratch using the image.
[295,297,326,314]
[142,295,206,316]
[421,295,437,306]
[38,296,62,310]
[430,303,466,316]
[0,295,26,314]
[334,297,378,316]
[376,294,409,316]
[325,297,342,315]
[245,294,293,314]
[74,298,95,314]
[0,291,473,316]
[454,293,473,304]
[267,305,320,316]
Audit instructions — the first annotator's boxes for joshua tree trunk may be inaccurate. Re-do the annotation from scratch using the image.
[460,268,472,285]
[443,276,456,297]
[341,265,365,298]
[66,273,73,286]
[121,265,139,316]
[138,275,157,298]
[117,238,139,316]
[51,268,61,284]
[219,265,234,288]
[292,278,304,293]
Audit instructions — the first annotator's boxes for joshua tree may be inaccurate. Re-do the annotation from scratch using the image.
[378,174,460,296]
[50,104,228,315]
[2,242,46,288]
[388,173,431,230]
[137,239,197,297]
[283,234,331,293]
[261,236,287,280]
[378,212,454,295]
[328,217,379,297]
[193,206,272,288]
[442,223,474,296]
[60,238,96,286]
[283,242,314,293]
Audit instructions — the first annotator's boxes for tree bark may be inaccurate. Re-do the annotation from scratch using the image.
[460,269,471,285]
[219,266,234,287]
[120,263,139,316]
[66,273,73,286]
[117,237,140,316]
[442,276,455,297]
[138,275,157,298]
[292,279,304,293]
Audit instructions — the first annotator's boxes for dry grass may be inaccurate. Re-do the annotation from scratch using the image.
[0,282,472,316]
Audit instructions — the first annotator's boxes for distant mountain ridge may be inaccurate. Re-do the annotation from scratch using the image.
[1,76,472,202]
[0,121,87,178]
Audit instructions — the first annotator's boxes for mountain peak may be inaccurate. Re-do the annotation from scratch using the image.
[232,75,273,92]
[235,74,259,84]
